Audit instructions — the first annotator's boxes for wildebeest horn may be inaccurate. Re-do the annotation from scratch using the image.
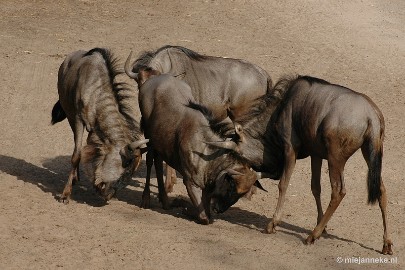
[125,51,138,79]
[204,141,238,151]
[256,171,273,179]
[215,168,244,183]
[226,168,244,176]
[129,139,149,150]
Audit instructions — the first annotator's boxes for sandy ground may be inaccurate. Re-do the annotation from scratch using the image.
[0,0,404,269]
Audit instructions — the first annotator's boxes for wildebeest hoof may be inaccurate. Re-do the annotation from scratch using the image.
[158,195,170,210]
[58,195,70,205]
[140,199,150,209]
[265,222,277,234]
[199,218,210,225]
[103,190,115,201]
[198,212,210,225]
[382,240,393,255]
[161,201,171,210]
[305,234,316,245]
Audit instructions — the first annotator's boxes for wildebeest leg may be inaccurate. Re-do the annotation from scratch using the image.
[164,165,177,193]
[266,145,296,233]
[184,181,210,225]
[361,145,393,255]
[378,180,393,255]
[311,156,326,233]
[154,154,170,210]
[141,150,153,208]
[306,158,346,244]
[60,120,84,203]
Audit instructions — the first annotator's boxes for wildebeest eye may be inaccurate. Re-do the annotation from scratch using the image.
[127,146,133,154]
[225,175,236,189]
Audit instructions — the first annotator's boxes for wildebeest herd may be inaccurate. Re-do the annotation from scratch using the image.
[51,46,393,255]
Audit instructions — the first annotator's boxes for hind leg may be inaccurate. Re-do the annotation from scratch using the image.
[306,158,346,244]
[311,156,326,233]
[164,165,177,193]
[141,150,153,208]
[378,180,393,255]
[154,153,170,210]
[361,146,393,254]
[60,120,84,203]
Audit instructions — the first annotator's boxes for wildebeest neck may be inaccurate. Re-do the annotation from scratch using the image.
[230,76,292,177]
[132,45,208,73]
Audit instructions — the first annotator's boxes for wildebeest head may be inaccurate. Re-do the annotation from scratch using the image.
[82,139,149,200]
[125,51,161,86]
[209,164,260,214]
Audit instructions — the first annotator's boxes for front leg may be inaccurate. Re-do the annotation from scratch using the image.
[184,181,210,225]
[266,144,296,233]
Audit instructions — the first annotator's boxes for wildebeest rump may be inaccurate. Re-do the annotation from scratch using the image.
[121,70,260,224]
[51,48,147,202]
[206,75,393,255]
[125,45,272,192]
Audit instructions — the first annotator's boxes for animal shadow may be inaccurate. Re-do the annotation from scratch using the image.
[0,154,68,197]
[218,205,377,252]
[0,155,139,207]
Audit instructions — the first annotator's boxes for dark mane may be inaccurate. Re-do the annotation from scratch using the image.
[235,74,334,126]
[186,101,234,137]
[235,75,294,125]
[132,45,208,72]
[299,75,330,85]
[86,48,141,139]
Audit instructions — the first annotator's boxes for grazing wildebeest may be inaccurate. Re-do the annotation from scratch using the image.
[51,48,148,202]
[124,45,272,192]
[206,75,393,255]
[120,69,262,223]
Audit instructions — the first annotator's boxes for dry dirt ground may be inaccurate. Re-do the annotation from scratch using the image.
[0,1,404,269]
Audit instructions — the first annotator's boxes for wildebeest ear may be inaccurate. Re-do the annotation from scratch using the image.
[234,123,245,142]
[254,180,267,192]
[137,68,160,85]
[119,139,149,168]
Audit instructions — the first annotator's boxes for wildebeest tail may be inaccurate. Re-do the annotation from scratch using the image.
[51,100,66,125]
[364,123,384,204]
[266,77,273,95]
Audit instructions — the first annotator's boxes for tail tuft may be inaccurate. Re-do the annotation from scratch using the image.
[367,140,382,204]
[51,100,66,125]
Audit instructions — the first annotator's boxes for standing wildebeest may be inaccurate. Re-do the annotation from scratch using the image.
[206,75,393,254]
[120,69,262,224]
[124,45,272,192]
[51,48,147,202]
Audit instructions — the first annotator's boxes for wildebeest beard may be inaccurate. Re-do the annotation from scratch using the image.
[204,154,253,214]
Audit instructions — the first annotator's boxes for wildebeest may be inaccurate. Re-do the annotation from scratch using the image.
[124,45,272,192]
[120,68,262,224]
[206,75,393,255]
[51,48,148,202]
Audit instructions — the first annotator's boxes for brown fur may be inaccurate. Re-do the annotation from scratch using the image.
[207,75,392,254]
[51,48,143,202]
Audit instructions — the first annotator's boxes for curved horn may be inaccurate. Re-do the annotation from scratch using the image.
[204,141,238,151]
[129,139,149,150]
[226,168,244,176]
[125,51,138,79]
[256,171,273,179]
